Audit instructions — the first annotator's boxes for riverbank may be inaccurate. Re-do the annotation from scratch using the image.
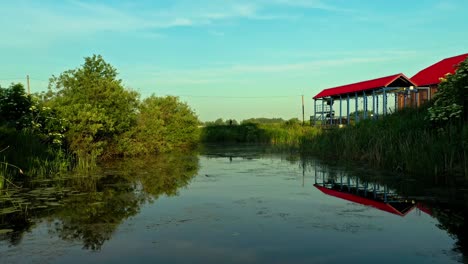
[199,108,467,181]
[302,107,467,181]
[200,122,320,148]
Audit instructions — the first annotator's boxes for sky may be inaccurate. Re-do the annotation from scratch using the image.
[1,0,467,121]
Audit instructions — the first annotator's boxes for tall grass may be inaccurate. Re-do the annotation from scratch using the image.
[201,109,467,180]
[200,123,321,148]
[302,107,468,180]
[0,126,71,181]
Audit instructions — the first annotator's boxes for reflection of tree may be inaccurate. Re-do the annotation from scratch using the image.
[51,176,142,250]
[103,153,199,199]
[424,193,468,259]
[51,153,199,250]
[0,211,34,246]
[0,152,199,251]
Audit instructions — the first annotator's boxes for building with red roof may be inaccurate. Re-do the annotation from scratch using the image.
[312,53,468,126]
[411,53,468,87]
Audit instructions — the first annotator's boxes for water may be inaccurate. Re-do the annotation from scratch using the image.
[0,145,466,263]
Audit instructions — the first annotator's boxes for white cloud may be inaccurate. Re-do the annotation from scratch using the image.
[0,0,349,48]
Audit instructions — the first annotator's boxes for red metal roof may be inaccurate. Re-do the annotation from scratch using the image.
[314,184,415,216]
[313,73,415,99]
[411,53,468,87]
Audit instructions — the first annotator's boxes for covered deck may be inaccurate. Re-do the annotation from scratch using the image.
[312,73,424,125]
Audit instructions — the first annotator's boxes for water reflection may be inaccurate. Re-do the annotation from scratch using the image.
[310,157,468,260]
[0,152,199,250]
[313,166,415,216]
[0,146,467,263]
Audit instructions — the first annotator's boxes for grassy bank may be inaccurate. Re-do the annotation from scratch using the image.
[302,106,467,180]
[200,122,321,148]
[200,108,467,180]
[0,126,70,181]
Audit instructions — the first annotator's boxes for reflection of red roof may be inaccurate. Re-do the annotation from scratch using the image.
[411,53,468,87]
[314,184,415,216]
[416,202,432,216]
[313,73,415,99]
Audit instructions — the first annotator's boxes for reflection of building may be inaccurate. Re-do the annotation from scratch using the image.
[314,169,415,216]
[312,53,468,126]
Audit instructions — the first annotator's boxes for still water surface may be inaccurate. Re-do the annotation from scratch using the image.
[0,146,466,263]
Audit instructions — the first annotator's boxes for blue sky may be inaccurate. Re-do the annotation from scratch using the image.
[1,0,467,121]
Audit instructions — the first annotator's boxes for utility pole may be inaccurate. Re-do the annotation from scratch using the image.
[302,95,305,126]
[26,75,30,95]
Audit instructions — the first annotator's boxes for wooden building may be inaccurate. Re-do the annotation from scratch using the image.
[312,53,468,125]
[397,53,468,109]
[312,74,416,125]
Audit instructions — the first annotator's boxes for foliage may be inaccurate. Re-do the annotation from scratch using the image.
[0,126,69,179]
[117,95,200,156]
[201,122,320,148]
[241,117,285,124]
[428,58,468,126]
[302,106,467,180]
[205,118,238,126]
[0,83,32,129]
[47,55,140,158]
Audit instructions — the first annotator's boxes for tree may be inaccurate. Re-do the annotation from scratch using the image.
[119,95,200,155]
[48,55,139,158]
[0,83,32,128]
[428,58,468,126]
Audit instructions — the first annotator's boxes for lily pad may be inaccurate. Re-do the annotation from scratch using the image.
[0,229,14,234]
[0,207,20,215]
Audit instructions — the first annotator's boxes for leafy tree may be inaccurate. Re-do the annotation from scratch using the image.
[118,95,199,155]
[241,117,285,124]
[428,58,468,126]
[47,55,139,158]
[214,118,224,125]
[0,83,32,128]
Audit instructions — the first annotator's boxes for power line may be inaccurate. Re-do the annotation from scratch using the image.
[175,94,302,98]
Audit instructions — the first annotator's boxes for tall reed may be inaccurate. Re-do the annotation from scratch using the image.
[301,107,467,180]
[200,123,321,148]
[0,126,72,179]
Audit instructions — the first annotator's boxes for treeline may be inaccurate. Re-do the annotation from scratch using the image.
[204,117,301,126]
[0,55,199,177]
[201,119,320,147]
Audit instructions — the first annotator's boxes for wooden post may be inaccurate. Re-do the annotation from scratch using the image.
[346,94,350,125]
[302,95,305,126]
[339,95,342,125]
[26,75,30,95]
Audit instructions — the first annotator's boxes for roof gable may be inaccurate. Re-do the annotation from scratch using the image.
[411,53,468,86]
[313,73,415,99]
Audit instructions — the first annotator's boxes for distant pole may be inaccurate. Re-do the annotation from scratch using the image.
[302,95,305,126]
[26,75,30,95]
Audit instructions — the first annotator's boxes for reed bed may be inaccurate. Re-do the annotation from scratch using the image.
[200,123,321,148]
[301,107,468,180]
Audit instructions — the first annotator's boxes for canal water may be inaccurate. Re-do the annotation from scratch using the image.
[0,145,466,263]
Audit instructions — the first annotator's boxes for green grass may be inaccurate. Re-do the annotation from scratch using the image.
[200,123,321,148]
[0,126,71,182]
[302,106,468,180]
[201,109,467,180]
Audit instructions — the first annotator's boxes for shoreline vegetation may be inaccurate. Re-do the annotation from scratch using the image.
[1,55,467,187]
[1,55,199,183]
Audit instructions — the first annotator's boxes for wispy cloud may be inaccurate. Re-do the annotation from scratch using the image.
[270,0,343,11]
[0,0,350,48]
[434,0,458,11]
[123,54,403,90]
